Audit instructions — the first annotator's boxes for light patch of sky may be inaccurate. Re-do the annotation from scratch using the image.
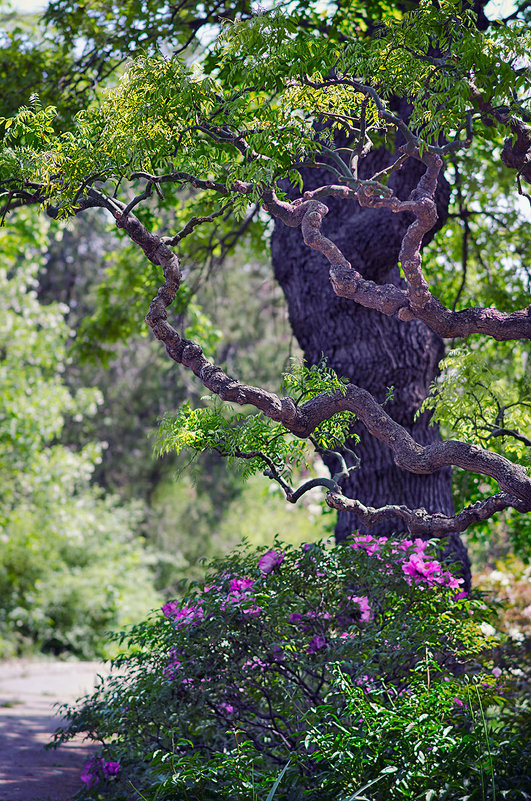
[1,0,46,12]
[3,0,520,20]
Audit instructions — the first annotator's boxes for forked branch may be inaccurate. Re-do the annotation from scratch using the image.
[263,152,531,341]
[98,201,531,537]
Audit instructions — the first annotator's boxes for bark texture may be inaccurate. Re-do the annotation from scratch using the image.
[270,149,471,583]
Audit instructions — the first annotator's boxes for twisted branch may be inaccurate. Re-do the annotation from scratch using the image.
[263,152,531,340]
[98,203,531,535]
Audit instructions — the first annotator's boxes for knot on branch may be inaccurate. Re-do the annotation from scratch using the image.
[280,397,299,427]
[182,343,203,363]
[397,305,415,321]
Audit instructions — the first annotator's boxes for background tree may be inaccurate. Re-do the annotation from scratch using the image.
[0,212,160,657]
[0,0,530,593]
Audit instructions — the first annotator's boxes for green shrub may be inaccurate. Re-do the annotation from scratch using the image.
[0,218,160,658]
[53,536,531,799]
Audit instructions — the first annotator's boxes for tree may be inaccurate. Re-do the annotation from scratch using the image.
[0,212,160,657]
[1,0,530,591]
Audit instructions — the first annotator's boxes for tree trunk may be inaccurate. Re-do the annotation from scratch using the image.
[270,147,471,588]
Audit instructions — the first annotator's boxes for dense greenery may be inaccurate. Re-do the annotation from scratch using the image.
[1,0,529,543]
[0,214,161,657]
[0,0,530,798]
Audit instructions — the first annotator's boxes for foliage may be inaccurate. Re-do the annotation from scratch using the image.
[155,361,357,482]
[420,339,531,556]
[0,0,529,550]
[0,214,160,658]
[149,468,325,593]
[53,537,530,799]
[422,345,530,459]
[1,1,528,213]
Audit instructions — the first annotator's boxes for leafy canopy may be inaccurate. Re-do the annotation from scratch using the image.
[1,0,529,212]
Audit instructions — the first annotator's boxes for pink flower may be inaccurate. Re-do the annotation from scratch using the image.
[242,604,262,615]
[81,757,120,787]
[163,604,204,625]
[243,656,267,670]
[162,600,180,618]
[258,550,284,574]
[163,648,183,679]
[102,761,120,777]
[349,595,373,622]
[444,574,464,590]
[229,577,255,593]
[81,758,100,788]
[350,534,386,556]
[289,612,304,623]
[402,554,444,586]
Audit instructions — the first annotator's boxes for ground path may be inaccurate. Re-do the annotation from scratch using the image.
[0,661,109,801]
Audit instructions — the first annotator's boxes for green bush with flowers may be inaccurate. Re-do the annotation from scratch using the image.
[54,536,530,800]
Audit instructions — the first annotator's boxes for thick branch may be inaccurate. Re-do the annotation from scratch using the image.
[263,155,531,340]
[108,205,531,515]
[325,491,525,537]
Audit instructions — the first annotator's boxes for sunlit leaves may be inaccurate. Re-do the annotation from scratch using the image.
[1,0,529,214]
[421,343,531,463]
[155,361,358,482]
[155,400,310,482]
[0,213,160,657]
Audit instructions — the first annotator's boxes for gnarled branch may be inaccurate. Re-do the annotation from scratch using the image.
[263,153,531,340]
[102,203,531,527]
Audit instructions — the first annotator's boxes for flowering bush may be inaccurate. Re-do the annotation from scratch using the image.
[81,757,121,789]
[53,537,530,800]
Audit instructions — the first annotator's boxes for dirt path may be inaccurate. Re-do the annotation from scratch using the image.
[0,660,109,801]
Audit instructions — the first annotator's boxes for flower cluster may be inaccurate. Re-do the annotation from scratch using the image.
[350,534,465,591]
[162,600,204,624]
[80,756,120,788]
[159,539,467,688]
[258,549,284,574]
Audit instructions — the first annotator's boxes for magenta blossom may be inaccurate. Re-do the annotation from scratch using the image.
[81,758,99,789]
[162,602,204,625]
[163,647,183,680]
[81,756,120,787]
[307,635,327,654]
[162,599,180,618]
[402,554,442,584]
[242,605,262,615]
[258,550,284,574]
[402,553,464,590]
[349,595,373,622]
[229,577,255,593]
[350,534,388,556]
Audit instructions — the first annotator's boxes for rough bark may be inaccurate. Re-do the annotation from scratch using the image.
[270,149,471,584]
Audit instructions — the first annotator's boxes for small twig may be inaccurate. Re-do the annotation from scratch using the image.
[370,151,410,183]
[516,172,531,206]
[121,181,154,218]
[161,200,234,246]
